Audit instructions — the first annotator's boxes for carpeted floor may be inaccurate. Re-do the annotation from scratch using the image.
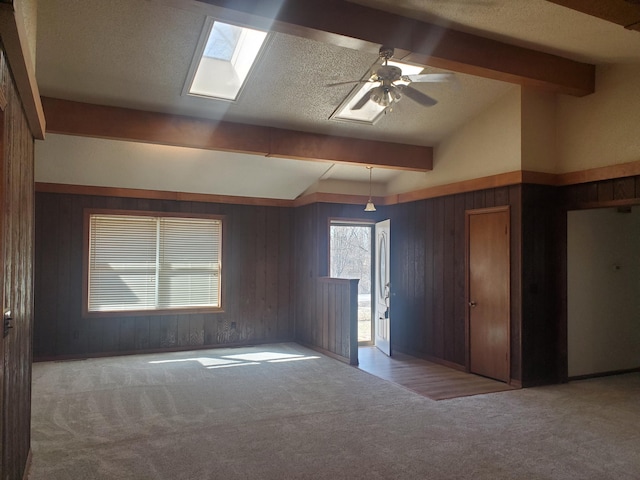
[30,343,640,479]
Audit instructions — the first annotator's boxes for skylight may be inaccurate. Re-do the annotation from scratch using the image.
[185,19,268,101]
[331,60,425,125]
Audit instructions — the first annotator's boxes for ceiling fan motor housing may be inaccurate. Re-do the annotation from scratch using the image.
[378,46,395,60]
[376,65,403,83]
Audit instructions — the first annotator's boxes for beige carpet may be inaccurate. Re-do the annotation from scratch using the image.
[31,343,640,479]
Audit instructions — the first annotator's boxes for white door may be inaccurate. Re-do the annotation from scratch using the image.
[375,219,391,356]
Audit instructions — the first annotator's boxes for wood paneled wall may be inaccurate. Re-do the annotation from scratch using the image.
[297,277,358,365]
[387,186,524,381]
[293,202,384,353]
[0,46,35,480]
[35,173,632,388]
[521,185,564,386]
[33,193,294,359]
[563,176,640,209]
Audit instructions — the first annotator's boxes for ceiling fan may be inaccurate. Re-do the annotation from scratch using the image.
[329,46,453,110]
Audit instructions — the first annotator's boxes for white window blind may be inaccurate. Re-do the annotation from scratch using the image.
[88,214,221,313]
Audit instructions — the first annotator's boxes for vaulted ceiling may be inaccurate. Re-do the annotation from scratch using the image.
[35,0,640,199]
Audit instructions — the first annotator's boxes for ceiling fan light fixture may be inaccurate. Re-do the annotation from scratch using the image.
[369,86,388,107]
[364,166,376,212]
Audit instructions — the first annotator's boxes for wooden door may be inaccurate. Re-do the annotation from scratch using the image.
[466,207,510,382]
[0,97,5,480]
[374,219,391,356]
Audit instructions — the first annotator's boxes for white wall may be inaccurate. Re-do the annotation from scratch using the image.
[521,89,557,173]
[567,207,640,377]
[35,134,330,200]
[557,64,640,173]
[386,86,522,195]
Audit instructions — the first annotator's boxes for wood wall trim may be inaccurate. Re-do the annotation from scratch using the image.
[397,171,525,203]
[35,182,295,207]
[42,97,433,172]
[37,161,640,209]
[0,2,45,139]
[555,160,640,186]
[521,170,559,185]
[156,0,595,96]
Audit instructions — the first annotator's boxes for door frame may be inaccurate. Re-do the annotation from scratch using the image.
[328,218,375,346]
[374,219,391,356]
[465,205,511,380]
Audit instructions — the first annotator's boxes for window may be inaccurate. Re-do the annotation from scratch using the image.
[86,212,222,314]
[185,18,268,101]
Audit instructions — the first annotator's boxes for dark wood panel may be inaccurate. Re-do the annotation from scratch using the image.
[0,45,35,480]
[33,194,295,359]
[442,196,456,363]
[432,197,445,359]
[520,184,562,386]
[423,199,435,357]
[565,175,640,209]
[303,278,358,365]
[382,184,523,383]
[614,177,635,200]
[508,185,523,383]
[412,201,426,355]
[452,194,467,366]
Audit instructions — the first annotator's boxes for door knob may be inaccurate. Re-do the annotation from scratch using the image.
[468,301,477,307]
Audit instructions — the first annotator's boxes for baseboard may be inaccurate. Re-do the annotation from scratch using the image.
[22,448,32,480]
[297,342,353,365]
[568,366,640,382]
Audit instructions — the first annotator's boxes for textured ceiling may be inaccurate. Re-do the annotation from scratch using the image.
[348,0,640,63]
[35,0,640,197]
[36,0,513,147]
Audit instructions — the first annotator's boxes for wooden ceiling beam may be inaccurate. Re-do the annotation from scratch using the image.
[545,0,640,32]
[0,2,45,139]
[155,0,595,96]
[41,97,433,171]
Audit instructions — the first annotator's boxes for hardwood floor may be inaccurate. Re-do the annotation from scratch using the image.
[357,346,517,400]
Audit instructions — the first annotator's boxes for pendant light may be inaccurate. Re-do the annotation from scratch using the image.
[364,166,376,212]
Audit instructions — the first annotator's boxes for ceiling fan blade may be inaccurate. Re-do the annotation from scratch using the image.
[401,73,455,83]
[399,85,438,107]
[327,54,383,88]
[326,80,371,87]
[351,90,372,110]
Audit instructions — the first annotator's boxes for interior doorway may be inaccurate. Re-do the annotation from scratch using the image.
[466,207,510,383]
[567,207,640,378]
[329,221,374,345]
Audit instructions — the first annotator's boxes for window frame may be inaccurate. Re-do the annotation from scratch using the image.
[182,17,270,102]
[82,209,225,318]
